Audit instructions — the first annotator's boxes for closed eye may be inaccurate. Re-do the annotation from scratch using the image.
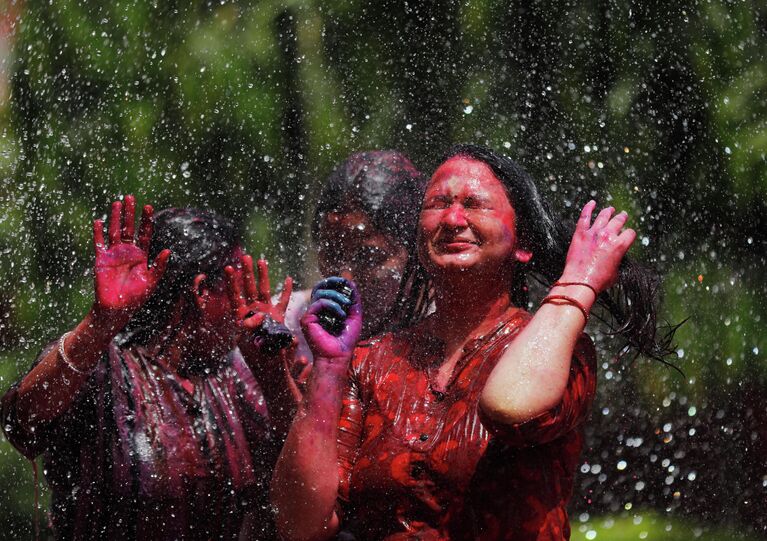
[423,195,452,210]
[463,196,492,209]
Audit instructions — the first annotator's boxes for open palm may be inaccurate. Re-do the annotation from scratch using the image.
[93,195,170,316]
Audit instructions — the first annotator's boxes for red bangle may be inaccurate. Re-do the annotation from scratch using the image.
[541,294,589,324]
[552,281,598,297]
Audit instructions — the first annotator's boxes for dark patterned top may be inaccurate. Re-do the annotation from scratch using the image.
[1,339,276,540]
[336,308,597,540]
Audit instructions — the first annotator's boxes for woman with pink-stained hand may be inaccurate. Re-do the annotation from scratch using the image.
[1,196,296,540]
[271,144,673,540]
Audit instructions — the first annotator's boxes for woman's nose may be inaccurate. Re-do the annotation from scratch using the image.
[441,203,469,228]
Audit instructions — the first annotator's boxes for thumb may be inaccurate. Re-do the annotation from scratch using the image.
[149,249,171,286]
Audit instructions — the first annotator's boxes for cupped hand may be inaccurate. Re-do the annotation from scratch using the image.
[93,195,170,322]
[225,255,294,352]
[301,277,362,361]
[560,200,637,294]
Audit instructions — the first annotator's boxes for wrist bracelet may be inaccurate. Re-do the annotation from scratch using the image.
[541,294,589,324]
[58,331,87,375]
[552,281,598,297]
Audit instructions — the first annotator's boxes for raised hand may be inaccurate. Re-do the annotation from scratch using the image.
[225,255,294,353]
[301,277,362,361]
[93,195,170,323]
[560,200,636,294]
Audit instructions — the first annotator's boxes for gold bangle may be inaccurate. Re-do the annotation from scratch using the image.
[541,295,589,324]
[58,331,87,375]
[552,281,598,297]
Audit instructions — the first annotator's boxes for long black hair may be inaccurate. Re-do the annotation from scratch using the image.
[394,143,677,361]
[123,208,239,345]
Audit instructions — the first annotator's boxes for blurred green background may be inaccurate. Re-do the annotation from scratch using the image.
[0,0,765,538]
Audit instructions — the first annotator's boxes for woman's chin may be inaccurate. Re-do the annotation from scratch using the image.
[429,254,481,276]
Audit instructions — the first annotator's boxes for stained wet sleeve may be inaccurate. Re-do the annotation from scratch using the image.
[1,340,100,460]
[336,346,370,508]
[481,333,597,448]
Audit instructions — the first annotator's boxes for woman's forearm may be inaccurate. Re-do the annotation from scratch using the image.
[270,359,347,541]
[15,307,120,427]
[480,283,595,426]
[239,345,298,439]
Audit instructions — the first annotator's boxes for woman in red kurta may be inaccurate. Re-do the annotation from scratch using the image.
[272,144,668,541]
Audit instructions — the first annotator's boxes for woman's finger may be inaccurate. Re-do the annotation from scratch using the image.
[284,355,305,405]
[577,200,597,230]
[225,266,245,311]
[242,255,258,303]
[108,200,123,245]
[314,289,351,307]
[277,276,294,314]
[311,276,348,295]
[149,249,171,285]
[307,298,346,319]
[241,312,265,330]
[257,259,271,301]
[297,362,312,385]
[138,205,154,252]
[93,219,105,254]
[606,210,629,233]
[617,228,637,248]
[122,195,136,242]
[590,206,615,230]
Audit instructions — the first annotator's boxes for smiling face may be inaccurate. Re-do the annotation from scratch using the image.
[418,155,531,282]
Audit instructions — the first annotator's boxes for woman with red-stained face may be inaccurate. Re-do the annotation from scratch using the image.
[272,144,673,540]
[418,157,532,283]
[1,201,297,540]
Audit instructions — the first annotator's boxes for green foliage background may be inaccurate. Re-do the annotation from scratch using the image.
[0,0,765,537]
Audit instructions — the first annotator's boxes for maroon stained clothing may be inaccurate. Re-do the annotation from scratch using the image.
[336,308,597,540]
[1,338,277,540]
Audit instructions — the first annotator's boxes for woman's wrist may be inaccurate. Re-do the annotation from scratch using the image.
[88,303,132,336]
[312,354,352,376]
[63,308,121,371]
[549,278,598,312]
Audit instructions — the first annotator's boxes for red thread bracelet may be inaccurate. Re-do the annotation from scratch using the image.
[552,281,598,297]
[541,294,589,324]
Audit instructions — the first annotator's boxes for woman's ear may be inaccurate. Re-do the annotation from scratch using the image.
[514,248,533,264]
[191,273,209,311]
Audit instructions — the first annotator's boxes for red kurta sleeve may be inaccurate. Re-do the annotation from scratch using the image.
[481,332,597,448]
[1,340,103,460]
[336,343,373,507]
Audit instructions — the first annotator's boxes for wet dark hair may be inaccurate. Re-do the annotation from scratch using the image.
[311,150,427,252]
[395,143,677,362]
[123,208,239,344]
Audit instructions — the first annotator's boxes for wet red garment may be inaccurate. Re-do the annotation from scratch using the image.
[336,308,597,540]
[1,339,276,540]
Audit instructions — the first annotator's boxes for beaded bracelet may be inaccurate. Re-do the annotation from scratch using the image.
[540,294,589,324]
[552,281,598,297]
[58,331,87,375]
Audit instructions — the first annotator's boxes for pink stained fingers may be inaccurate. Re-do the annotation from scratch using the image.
[137,205,154,253]
[605,211,629,234]
[108,200,123,246]
[590,206,614,231]
[257,259,271,302]
[277,276,293,315]
[122,195,136,242]
[225,266,246,312]
[93,219,106,255]
[577,200,597,231]
[242,255,258,304]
